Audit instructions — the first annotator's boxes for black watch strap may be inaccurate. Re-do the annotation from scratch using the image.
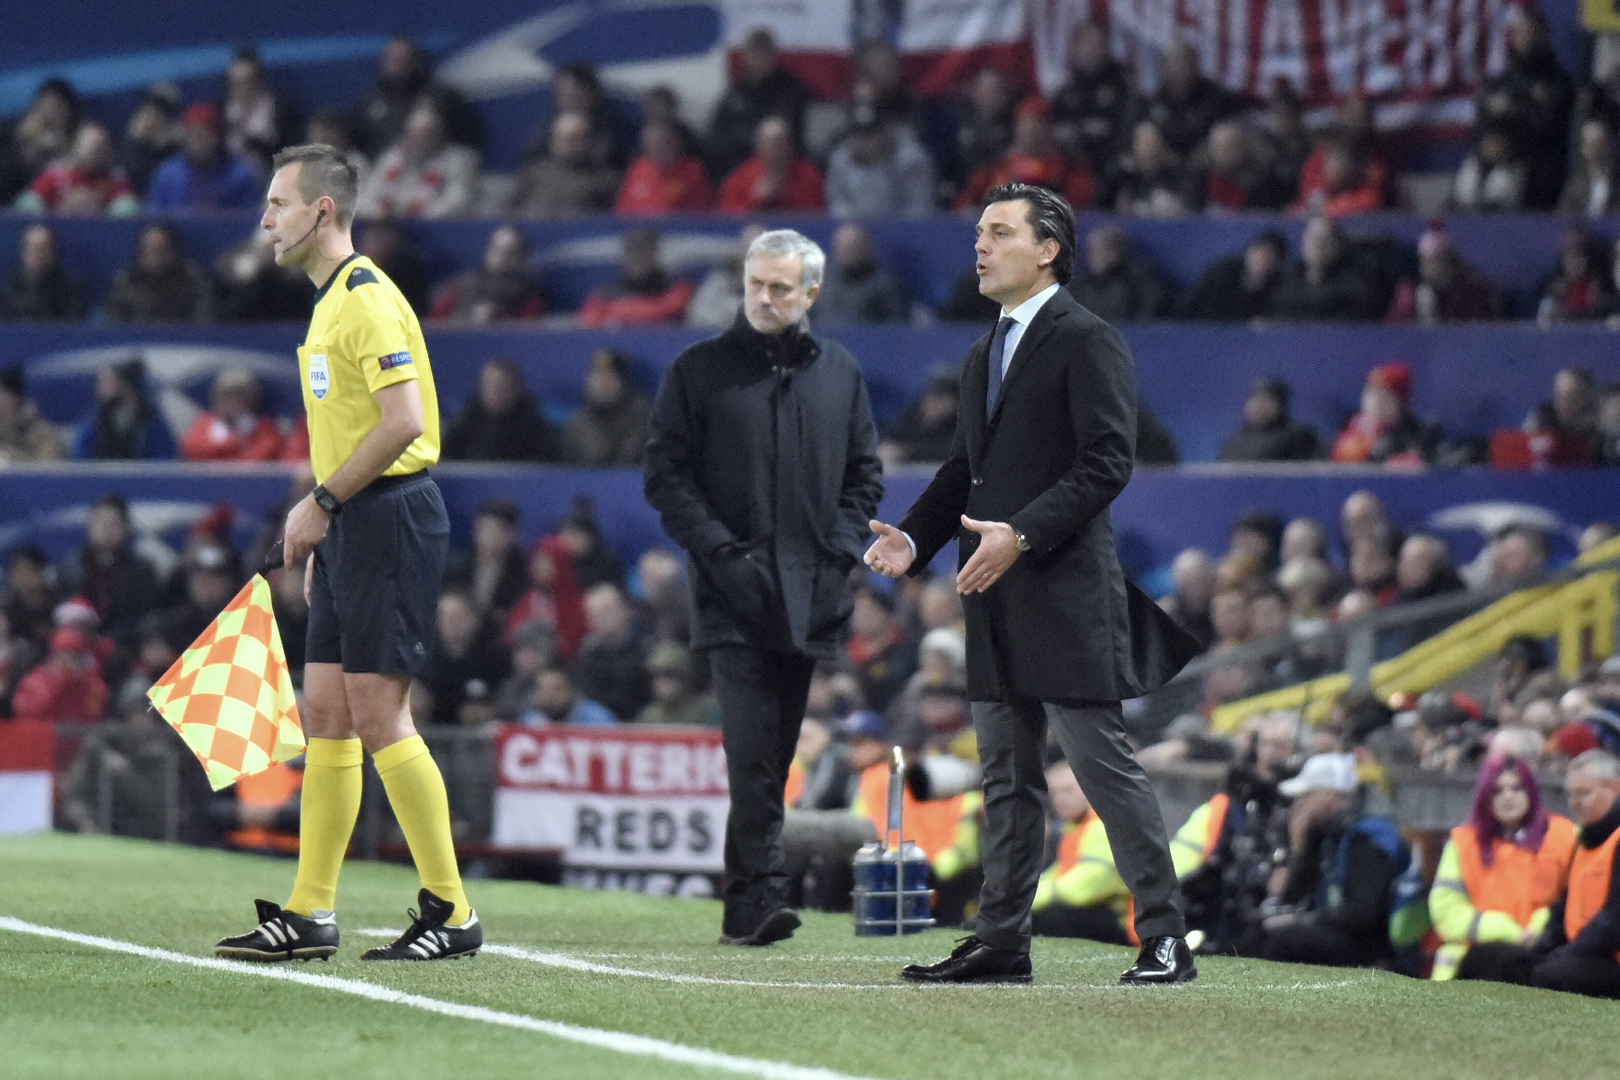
[312,484,343,515]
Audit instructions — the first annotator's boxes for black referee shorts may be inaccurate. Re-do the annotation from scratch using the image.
[306,470,448,676]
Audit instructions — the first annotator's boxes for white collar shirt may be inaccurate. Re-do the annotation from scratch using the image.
[996,281,1062,375]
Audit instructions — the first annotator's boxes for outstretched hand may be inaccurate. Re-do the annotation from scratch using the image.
[956,516,1020,594]
[864,520,914,579]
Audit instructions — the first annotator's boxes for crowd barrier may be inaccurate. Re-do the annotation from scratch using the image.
[7,321,1620,463]
[6,211,1620,318]
[12,721,1563,897]
[3,462,1615,585]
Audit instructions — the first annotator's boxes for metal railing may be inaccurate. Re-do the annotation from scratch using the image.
[45,722,1553,855]
[1133,548,1620,740]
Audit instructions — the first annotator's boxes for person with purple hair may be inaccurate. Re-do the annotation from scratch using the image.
[1429,754,1578,983]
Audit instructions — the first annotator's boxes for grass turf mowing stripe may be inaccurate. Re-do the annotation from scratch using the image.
[0,916,879,1080]
[479,944,1365,992]
[354,929,1368,992]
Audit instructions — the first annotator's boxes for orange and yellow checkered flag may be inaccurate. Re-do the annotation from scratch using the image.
[146,574,304,791]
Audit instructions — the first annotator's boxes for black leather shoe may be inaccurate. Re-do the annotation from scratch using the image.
[1119,936,1197,985]
[900,935,1033,984]
[718,906,801,946]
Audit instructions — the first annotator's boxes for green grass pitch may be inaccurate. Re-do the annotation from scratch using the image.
[1,833,1615,1080]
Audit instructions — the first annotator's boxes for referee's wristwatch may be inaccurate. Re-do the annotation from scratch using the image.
[311,484,344,516]
[1012,527,1031,552]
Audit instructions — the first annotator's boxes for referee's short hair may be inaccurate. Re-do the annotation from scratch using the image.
[983,182,1076,285]
[270,143,359,227]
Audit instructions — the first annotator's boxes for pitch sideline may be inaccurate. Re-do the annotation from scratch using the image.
[0,916,881,1080]
[353,929,1367,993]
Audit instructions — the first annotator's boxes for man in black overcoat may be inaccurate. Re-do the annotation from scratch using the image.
[866,183,1203,985]
[645,229,883,946]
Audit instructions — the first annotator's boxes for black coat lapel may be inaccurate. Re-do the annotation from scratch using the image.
[963,332,992,466]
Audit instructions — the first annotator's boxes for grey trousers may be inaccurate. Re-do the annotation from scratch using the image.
[972,698,1185,954]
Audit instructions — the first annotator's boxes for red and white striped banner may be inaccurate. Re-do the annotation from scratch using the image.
[0,721,55,834]
[724,0,1522,126]
[722,0,1032,97]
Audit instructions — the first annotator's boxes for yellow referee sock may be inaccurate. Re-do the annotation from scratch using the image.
[373,735,471,925]
[285,737,364,917]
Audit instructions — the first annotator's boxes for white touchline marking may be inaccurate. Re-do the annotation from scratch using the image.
[1065,979,1364,992]
[353,930,908,990]
[0,917,880,1080]
[353,931,1365,992]
[486,943,914,990]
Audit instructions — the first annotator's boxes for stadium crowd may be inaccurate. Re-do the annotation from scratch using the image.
[0,20,1599,220]
[8,18,1620,330]
[4,348,1619,471]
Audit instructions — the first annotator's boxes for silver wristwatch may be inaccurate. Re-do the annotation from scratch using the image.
[1013,528,1030,552]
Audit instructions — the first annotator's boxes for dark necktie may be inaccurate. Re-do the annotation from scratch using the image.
[985,315,1015,420]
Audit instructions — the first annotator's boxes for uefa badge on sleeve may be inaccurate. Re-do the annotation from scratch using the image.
[308,354,329,400]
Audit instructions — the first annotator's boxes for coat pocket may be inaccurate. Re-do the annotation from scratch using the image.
[705,547,778,631]
[806,554,856,642]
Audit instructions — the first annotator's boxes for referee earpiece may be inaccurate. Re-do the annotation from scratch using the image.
[288,205,327,254]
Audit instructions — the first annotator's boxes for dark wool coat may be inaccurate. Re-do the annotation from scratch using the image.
[898,287,1201,703]
[644,314,882,659]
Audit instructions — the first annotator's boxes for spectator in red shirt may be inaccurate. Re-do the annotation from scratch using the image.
[16,121,139,216]
[180,368,283,462]
[429,224,545,324]
[1292,132,1390,216]
[11,626,108,722]
[717,116,824,213]
[1538,227,1612,325]
[1193,121,1288,212]
[505,536,588,661]
[1387,227,1502,324]
[1330,361,1438,466]
[278,416,310,464]
[955,97,1093,211]
[579,227,694,327]
[617,119,713,214]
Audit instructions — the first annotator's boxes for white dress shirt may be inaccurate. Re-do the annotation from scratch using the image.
[897,281,1063,562]
[995,282,1062,377]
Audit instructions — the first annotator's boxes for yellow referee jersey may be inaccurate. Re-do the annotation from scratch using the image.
[297,254,440,484]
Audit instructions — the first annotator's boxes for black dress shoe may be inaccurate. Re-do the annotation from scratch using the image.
[1119,936,1197,985]
[900,935,1033,984]
[718,906,801,946]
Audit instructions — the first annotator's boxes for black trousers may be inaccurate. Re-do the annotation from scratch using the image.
[1531,945,1620,999]
[1456,942,1537,986]
[710,644,816,935]
[971,698,1185,954]
[1032,901,1133,946]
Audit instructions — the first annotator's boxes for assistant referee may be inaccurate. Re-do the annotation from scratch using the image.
[214,144,479,963]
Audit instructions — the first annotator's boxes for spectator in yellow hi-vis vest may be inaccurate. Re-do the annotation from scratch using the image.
[1429,754,1576,984]
[1033,755,1138,945]
[1530,750,1620,998]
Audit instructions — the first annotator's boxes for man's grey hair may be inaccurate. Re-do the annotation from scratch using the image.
[745,229,825,290]
[1569,749,1620,782]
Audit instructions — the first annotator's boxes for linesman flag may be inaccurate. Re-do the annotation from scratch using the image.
[147,574,304,791]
